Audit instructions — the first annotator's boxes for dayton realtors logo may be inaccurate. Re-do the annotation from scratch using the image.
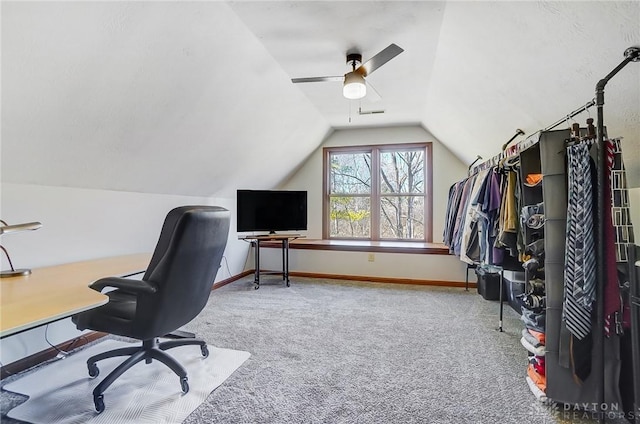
[526,400,562,422]
[557,403,637,421]
[528,401,637,422]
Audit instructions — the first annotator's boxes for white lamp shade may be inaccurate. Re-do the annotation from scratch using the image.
[343,72,367,100]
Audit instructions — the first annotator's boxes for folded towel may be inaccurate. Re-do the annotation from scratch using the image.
[521,336,545,356]
[526,376,547,402]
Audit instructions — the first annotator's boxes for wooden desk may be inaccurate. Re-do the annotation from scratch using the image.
[0,253,151,338]
[239,235,303,289]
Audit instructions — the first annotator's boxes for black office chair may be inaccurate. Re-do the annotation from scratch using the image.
[72,206,230,413]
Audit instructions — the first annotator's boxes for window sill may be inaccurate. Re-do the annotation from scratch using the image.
[259,238,450,255]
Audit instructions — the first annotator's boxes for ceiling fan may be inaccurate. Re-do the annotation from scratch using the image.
[291,43,404,100]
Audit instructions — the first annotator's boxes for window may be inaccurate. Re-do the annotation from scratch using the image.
[323,143,432,241]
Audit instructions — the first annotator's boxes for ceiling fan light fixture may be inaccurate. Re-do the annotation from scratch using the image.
[343,71,366,100]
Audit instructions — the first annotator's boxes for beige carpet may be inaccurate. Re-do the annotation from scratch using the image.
[3,339,250,424]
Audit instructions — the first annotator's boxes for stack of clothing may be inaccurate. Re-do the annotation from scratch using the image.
[519,249,547,401]
[522,328,546,400]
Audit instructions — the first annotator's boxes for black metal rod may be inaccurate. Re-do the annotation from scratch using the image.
[498,269,504,332]
[501,129,526,151]
[468,155,483,172]
[506,101,594,156]
[254,240,260,289]
[282,240,286,281]
[544,100,596,132]
[471,129,524,175]
[594,45,640,423]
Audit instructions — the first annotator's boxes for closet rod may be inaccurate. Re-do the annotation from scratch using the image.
[594,45,640,423]
[501,128,525,151]
[468,155,483,172]
[507,101,594,155]
[469,130,525,175]
[543,99,596,132]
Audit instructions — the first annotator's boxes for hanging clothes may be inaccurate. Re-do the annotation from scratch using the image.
[443,165,506,266]
[452,176,476,257]
[563,142,596,340]
[443,180,462,249]
[496,164,520,258]
[484,170,503,265]
[443,180,466,248]
[561,140,598,384]
[443,183,456,246]
[460,168,491,264]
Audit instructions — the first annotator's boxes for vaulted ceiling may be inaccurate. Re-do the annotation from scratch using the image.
[2,1,639,196]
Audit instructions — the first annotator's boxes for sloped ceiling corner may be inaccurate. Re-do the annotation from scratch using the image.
[2,1,639,195]
[1,1,329,197]
[229,1,446,129]
[422,1,640,185]
[230,0,639,186]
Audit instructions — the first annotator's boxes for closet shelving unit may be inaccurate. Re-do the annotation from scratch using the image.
[467,46,640,420]
[520,128,601,406]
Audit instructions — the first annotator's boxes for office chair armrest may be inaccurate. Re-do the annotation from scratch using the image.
[89,277,158,295]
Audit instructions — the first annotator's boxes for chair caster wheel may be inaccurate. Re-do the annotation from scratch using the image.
[88,363,99,378]
[201,345,209,358]
[180,377,189,394]
[94,395,105,413]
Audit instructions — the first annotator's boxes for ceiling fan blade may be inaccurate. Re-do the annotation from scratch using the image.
[291,76,343,83]
[356,43,404,76]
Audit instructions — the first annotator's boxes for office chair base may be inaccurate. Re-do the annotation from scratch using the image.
[88,337,207,413]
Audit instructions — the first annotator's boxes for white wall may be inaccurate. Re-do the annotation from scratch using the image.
[0,183,251,364]
[265,124,468,282]
[0,183,249,269]
[259,248,467,283]
[283,124,468,241]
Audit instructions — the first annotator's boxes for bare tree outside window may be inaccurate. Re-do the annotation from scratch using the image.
[328,152,371,237]
[324,143,432,241]
[380,149,425,239]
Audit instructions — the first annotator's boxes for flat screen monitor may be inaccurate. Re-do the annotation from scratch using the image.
[237,190,307,233]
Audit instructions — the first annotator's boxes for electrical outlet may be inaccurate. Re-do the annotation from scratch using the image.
[367,253,375,262]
